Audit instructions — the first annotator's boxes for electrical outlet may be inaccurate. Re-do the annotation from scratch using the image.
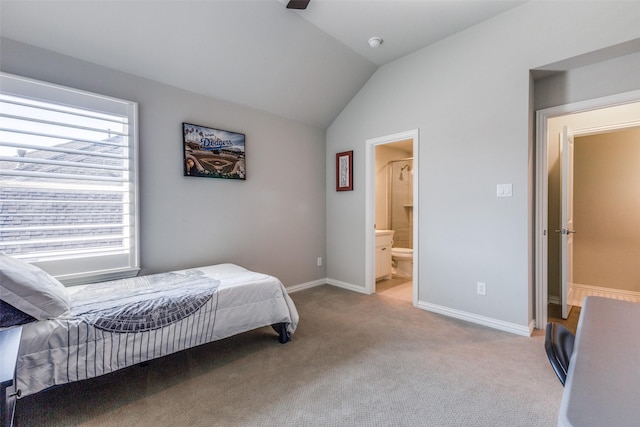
[317,257,323,267]
[477,282,486,296]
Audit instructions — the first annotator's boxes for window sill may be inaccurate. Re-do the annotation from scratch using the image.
[57,267,141,286]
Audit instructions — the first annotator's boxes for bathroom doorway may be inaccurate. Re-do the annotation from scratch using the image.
[365,129,419,306]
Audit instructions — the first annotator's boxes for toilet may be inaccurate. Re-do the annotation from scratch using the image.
[391,247,413,278]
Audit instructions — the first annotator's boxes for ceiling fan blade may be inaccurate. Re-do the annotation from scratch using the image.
[286,0,310,10]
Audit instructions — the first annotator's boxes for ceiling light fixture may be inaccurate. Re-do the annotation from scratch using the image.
[368,37,383,48]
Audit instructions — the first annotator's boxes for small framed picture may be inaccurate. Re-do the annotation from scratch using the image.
[336,150,353,191]
[182,122,246,180]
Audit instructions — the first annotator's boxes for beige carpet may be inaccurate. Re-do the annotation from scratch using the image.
[15,285,563,426]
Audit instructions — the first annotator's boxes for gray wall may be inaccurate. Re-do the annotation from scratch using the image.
[326,1,640,329]
[534,51,640,111]
[1,38,326,288]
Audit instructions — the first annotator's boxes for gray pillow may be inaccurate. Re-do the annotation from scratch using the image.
[0,253,70,320]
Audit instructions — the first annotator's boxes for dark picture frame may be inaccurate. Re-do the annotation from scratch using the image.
[336,150,353,191]
[182,122,246,180]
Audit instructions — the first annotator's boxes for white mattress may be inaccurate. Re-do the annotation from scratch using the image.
[16,263,299,397]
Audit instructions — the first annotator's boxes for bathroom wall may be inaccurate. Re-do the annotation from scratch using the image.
[389,159,413,249]
[374,144,411,231]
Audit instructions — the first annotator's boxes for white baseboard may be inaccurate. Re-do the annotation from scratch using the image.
[548,295,561,305]
[286,278,326,293]
[286,278,368,294]
[549,283,640,307]
[325,278,370,294]
[569,282,640,306]
[417,301,533,337]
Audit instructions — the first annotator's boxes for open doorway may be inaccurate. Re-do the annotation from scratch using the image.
[375,146,413,302]
[365,130,419,306]
[569,128,640,305]
[535,91,640,329]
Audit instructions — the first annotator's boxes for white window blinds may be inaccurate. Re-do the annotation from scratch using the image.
[0,73,139,284]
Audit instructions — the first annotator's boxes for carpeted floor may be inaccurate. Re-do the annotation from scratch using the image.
[14,285,563,426]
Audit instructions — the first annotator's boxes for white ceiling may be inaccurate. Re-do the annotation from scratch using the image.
[0,0,525,129]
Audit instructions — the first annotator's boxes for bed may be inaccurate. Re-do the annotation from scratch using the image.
[0,255,299,398]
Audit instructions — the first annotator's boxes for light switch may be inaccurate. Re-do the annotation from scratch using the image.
[497,184,512,197]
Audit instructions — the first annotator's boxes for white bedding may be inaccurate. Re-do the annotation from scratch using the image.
[15,263,299,397]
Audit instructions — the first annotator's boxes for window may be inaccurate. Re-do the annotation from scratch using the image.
[0,72,139,285]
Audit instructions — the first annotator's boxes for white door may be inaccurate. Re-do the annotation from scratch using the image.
[559,126,575,319]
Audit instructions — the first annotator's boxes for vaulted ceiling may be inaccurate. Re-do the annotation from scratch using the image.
[0,1,525,129]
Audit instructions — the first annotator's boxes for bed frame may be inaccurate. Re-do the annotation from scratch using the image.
[9,263,299,399]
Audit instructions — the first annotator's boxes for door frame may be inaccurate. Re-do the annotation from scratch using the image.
[365,129,419,305]
[535,90,640,328]
[559,126,574,319]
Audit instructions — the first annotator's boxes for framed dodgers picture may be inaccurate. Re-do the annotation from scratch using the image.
[183,122,246,180]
